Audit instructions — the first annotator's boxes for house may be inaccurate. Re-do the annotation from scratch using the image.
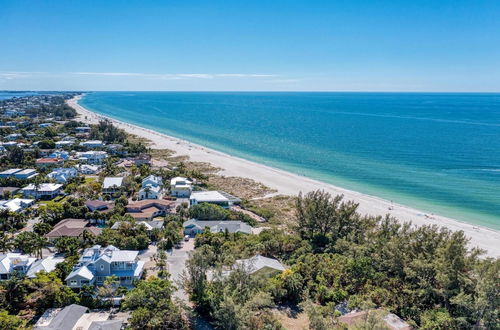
[2,141,17,148]
[65,245,145,288]
[102,177,124,195]
[106,143,127,156]
[5,133,22,141]
[36,157,64,168]
[139,175,164,200]
[0,168,22,178]
[189,191,241,208]
[39,123,52,128]
[34,304,88,330]
[170,176,192,198]
[183,219,252,236]
[337,310,411,330]
[131,153,151,166]
[0,198,35,212]
[55,140,73,148]
[0,253,36,280]
[75,164,100,174]
[235,255,286,277]
[126,199,174,221]
[48,150,70,160]
[139,184,163,200]
[77,150,108,164]
[0,187,20,197]
[47,167,78,183]
[34,304,124,330]
[13,168,38,179]
[85,200,114,224]
[21,183,63,199]
[75,126,91,133]
[26,256,65,278]
[80,140,104,148]
[112,220,163,232]
[45,218,101,242]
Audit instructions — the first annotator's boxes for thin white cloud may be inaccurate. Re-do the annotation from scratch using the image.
[0,71,48,79]
[70,72,276,79]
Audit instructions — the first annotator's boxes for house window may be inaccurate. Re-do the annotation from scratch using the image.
[81,280,89,285]
[0,274,8,280]
[70,280,78,286]
[100,265,104,271]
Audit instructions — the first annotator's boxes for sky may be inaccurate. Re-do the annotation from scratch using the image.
[1,0,499,92]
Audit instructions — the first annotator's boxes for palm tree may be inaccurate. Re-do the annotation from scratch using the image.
[33,235,48,259]
[0,233,13,253]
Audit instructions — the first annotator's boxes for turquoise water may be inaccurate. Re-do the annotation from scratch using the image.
[80,92,500,230]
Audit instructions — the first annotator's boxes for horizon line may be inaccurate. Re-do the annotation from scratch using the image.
[2,89,500,94]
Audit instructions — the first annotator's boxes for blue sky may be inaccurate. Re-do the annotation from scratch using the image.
[1,0,499,91]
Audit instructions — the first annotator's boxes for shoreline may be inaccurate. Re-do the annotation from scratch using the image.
[68,95,500,257]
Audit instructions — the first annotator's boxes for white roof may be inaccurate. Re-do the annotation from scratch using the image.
[110,250,138,262]
[0,253,36,274]
[170,176,192,186]
[14,168,37,175]
[22,183,63,192]
[82,140,103,144]
[102,177,124,188]
[236,255,286,274]
[66,265,94,281]
[0,168,22,175]
[26,256,65,278]
[0,198,34,212]
[190,191,238,203]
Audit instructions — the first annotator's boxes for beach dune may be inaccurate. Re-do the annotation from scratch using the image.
[68,95,500,257]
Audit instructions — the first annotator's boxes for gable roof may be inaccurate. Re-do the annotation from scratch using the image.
[34,304,88,330]
[45,219,101,238]
[26,256,65,278]
[236,255,286,274]
[102,177,124,189]
[66,265,94,281]
[183,219,252,234]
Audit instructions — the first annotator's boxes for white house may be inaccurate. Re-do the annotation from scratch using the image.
[102,177,124,195]
[55,140,74,148]
[139,175,164,200]
[75,164,100,175]
[80,140,104,148]
[235,255,286,277]
[77,151,108,164]
[47,167,78,183]
[5,133,22,141]
[189,191,241,208]
[21,183,63,199]
[0,198,35,213]
[0,168,22,178]
[0,253,37,280]
[26,256,65,278]
[170,176,192,198]
[13,169,38,180]
[183,219,252,236]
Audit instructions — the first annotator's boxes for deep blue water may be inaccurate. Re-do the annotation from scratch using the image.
[80,92,500,230]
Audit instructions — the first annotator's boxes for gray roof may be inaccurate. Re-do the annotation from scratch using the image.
[89,320,123,330]
[183,219,252,234]
[34,304,88,330]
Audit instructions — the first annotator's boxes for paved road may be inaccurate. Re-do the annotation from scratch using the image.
[168,238,194,301]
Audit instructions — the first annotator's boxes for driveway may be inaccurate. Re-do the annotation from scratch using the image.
[167,238,194,301]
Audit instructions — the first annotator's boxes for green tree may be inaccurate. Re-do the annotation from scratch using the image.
[0,310,28,330]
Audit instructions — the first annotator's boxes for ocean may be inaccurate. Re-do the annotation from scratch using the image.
[79,92,500,230]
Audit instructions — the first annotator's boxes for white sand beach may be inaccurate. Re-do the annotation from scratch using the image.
[68,95,500,257]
